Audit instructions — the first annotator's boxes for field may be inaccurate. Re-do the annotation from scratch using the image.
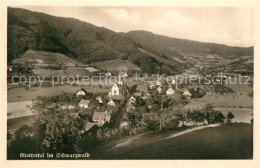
[13,50,80,64]
[214,108,252,123]
[8,115,36,131]
[90,59,140,72]
[7,100,34,119]
[8,85,110,102]
[91,123,253,159]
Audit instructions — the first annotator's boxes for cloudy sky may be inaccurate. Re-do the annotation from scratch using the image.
[17,6,253,47]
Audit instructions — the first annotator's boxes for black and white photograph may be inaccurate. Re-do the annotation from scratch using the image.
[1,0,259,166]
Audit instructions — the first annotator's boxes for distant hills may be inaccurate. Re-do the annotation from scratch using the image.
[8,7,253,74]
[124,30,253,60]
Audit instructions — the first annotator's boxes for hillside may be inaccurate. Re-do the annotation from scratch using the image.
[91,123,253,159]
[124,30,253,61]
[7,8,183,74]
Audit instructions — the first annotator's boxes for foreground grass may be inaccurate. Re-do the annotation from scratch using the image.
[92,123,253,159]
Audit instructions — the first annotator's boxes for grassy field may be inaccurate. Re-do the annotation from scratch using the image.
[189,94,253,108]
[214,108,253,123]
[8,85,110,102]
[8,115,36,131]
[90,59,140,72]
[92,123,253,159]
[13,50,80,64]
[7,100,33,119]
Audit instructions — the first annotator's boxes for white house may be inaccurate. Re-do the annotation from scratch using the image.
[171,79,176,84]
[183,89,192,97]
[108,99,115,106]
[96,96,103,104]
[129,96,136,102]
[118,80,123,86]
[79,100,90,109]
[105,72,111,77]
[110,83,120,96]
[157,86,162,93]
[166,87,175,95]
[76,90,85,96]
[120,121,129,127]
[119,71,128,78]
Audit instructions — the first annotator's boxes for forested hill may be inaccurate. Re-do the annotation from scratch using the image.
[7,7,185,74]
[8,8,253,74]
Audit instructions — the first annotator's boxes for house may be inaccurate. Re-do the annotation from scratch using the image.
[79,99,90,109]
[156,80,162,86]
[129,96,136,102]
[82,122,103,133]
[166,87,175,95]
[127,104,135,112]
[92,111,111,124]
[108,99,115,106]
[76,90,86,96]
[128,96,136,105]
[96,96,103,104]
[171,79,176,84]
[141,94,148,100]
[120,121,129,127]
[110,84,120,96]
[118,80,123,86]
[83,123,96,132]
[157,86,162,93]
[183,89,192,98]
[105,72,112,77]
[119,71,128,78]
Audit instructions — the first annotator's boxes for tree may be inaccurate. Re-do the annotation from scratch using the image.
[32,96,84,153]
[202,104,215,124]
[187,109,204,125]
[226,112,235,123]
[208,111,225,124]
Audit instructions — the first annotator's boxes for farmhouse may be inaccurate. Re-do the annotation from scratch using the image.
[79,99,90,109]
[108,99,115,106]
[166,87,175,95]
[92,111,111,124]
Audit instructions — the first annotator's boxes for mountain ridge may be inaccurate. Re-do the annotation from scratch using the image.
[8,7,253,74]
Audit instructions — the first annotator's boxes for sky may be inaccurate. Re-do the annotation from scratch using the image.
[16,6,253,47]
